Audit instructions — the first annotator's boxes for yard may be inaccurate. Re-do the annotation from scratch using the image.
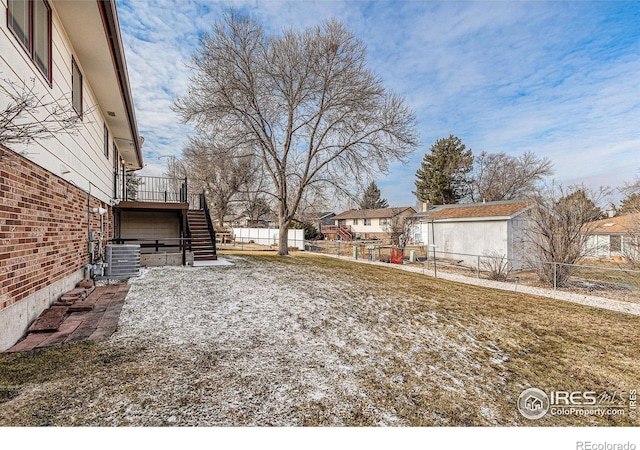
[0,253,638,426]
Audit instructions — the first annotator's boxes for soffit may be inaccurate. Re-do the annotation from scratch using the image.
[52,0,141,169]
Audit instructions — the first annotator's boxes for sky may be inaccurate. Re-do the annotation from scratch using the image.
[116,0,640,210]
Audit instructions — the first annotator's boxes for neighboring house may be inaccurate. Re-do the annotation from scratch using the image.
[584,213,640,260]
[411,201,532,268]
[327,207,416,240]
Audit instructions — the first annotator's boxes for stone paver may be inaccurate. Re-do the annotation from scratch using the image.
[4,284,130,353]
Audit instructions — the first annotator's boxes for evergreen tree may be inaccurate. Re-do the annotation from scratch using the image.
[559,189,605,220]
[617,192,640,215]
[414,135,473,205]
[359,182,389,209]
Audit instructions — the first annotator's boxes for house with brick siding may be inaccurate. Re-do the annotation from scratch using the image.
[0,0,143,350]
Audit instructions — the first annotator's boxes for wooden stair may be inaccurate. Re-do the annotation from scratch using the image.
[187,210,217,261]
[337,226,353,241]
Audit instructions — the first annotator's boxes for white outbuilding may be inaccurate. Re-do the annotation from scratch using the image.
[411,201,532,268]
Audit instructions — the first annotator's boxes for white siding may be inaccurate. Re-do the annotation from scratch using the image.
[417,219,528,268]
[232,228,305,250]
[348,218,386,235]
[1,0,116,203]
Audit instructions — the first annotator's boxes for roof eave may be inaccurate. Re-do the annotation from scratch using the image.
[99,0,143,170]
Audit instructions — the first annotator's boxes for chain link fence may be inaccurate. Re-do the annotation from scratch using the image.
[303,240,640,304]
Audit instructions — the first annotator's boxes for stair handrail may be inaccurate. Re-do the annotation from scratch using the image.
[199,192,217,256]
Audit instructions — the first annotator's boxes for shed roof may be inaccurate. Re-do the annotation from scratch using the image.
[333,207,416,220]
[414,201,531,221]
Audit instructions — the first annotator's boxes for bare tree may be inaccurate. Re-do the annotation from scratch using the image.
[174,12,418,255]
[525,184,609,287]
[383,211,416,247]
[1,77,86,146]
[471,151,553,202]
[174,135,259,228]
[244,195,272,227]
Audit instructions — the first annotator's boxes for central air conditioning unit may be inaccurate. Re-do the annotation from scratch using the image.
[102,244,140,279]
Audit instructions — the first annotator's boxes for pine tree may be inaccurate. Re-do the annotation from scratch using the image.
[359,182,389,209]
[414,135,473,205]
[618,192,640,215]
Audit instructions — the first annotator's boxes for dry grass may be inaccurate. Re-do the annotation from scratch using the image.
[0,252,638,426]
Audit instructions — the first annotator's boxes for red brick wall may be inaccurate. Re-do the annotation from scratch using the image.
[0,147,112,311]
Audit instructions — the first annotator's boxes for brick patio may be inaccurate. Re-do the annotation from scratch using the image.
[4,283,130,353]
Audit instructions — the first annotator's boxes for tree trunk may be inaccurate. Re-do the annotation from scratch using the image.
[278,217,291,256]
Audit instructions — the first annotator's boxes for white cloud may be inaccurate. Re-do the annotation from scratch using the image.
[117,0,640,207]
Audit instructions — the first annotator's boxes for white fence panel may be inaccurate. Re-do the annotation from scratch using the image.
[231,228,305,250]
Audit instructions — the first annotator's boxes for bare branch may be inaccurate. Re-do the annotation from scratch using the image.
[174,12,418,254]
[0,77,90,146]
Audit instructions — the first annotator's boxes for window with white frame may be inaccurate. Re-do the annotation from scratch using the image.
[364,218,371,226]
[353,218,358,225]
[8,0,52,82]
[380,218,388,226]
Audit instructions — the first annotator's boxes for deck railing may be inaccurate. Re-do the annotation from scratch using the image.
[115,172,187,203]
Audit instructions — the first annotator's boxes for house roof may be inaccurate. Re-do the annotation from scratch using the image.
[413,201,531,221]
[589,213,640,234]
[333,207,416,220]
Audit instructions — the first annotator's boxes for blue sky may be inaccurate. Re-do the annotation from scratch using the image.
[117,0,640,209]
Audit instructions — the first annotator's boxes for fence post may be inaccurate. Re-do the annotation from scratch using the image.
[553,263,557,298]
[477,255,480,278]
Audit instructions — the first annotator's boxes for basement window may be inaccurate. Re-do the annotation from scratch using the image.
[8,0,52,83]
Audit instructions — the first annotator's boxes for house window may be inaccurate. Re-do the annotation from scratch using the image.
[364,218,371,226]
[104,124,109,159]
[380,218,388,226]
[353,219,358,225]
[8,0,52,82]
[610,235,622,253]
[71,58,82,117]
